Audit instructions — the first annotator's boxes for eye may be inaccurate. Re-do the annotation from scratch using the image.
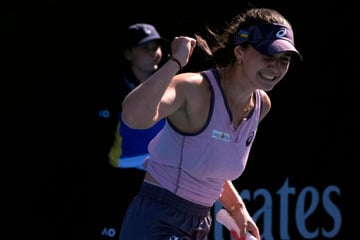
[280,55,291,64]
[142,42,161,52]
[263,54,291,65]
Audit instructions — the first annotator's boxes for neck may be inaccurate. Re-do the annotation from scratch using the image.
[219,67,253,104]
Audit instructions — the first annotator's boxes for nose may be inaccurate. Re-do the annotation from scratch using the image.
[268,59,281,73]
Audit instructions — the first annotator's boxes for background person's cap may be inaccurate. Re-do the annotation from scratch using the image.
[124,23,167,50]
[234,23,302,60]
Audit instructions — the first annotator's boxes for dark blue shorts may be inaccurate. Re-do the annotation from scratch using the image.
[119,182,212,240]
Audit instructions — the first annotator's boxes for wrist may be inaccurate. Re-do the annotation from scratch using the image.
[168,54,183,71]
[228,202,244,216]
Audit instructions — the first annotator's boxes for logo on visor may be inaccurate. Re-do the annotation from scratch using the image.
[239,30,249,38]
[276,28,287,39]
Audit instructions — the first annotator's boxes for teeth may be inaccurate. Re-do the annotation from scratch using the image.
[261,72,276,80]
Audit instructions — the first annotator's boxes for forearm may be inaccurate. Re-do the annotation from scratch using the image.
[219,181,261,239]
[219,180,246,214]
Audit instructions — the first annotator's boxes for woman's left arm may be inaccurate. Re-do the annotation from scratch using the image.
[219,180,261,240]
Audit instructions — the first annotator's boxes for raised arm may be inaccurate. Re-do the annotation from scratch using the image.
[121,36,196,129]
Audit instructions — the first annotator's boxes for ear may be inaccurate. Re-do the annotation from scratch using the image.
[233,45,244,64]
[123,49,131,61]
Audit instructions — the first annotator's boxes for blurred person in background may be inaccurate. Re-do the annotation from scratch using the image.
[93,23,168,239]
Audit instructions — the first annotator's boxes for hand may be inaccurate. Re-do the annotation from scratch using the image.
[232,209,261,240]
[170,36,196,67]
[216,208,260,240]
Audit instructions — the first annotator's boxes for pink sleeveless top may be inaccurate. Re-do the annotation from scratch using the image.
[144,68,262,206]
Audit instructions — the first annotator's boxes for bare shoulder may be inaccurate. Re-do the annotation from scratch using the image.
[172,72,210,96]
[172,72,204,84]
[259,90,271,121]
[171,71,209,96]
[169,72,211,132]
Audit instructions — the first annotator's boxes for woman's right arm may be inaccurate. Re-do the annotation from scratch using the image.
[121,36,196,129]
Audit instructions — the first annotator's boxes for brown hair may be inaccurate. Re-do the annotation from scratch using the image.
[195,8,293,67]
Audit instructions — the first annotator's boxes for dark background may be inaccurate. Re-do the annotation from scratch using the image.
[4,0,356,239]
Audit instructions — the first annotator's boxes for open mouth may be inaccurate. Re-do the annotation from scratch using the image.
[259,72,277,81]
